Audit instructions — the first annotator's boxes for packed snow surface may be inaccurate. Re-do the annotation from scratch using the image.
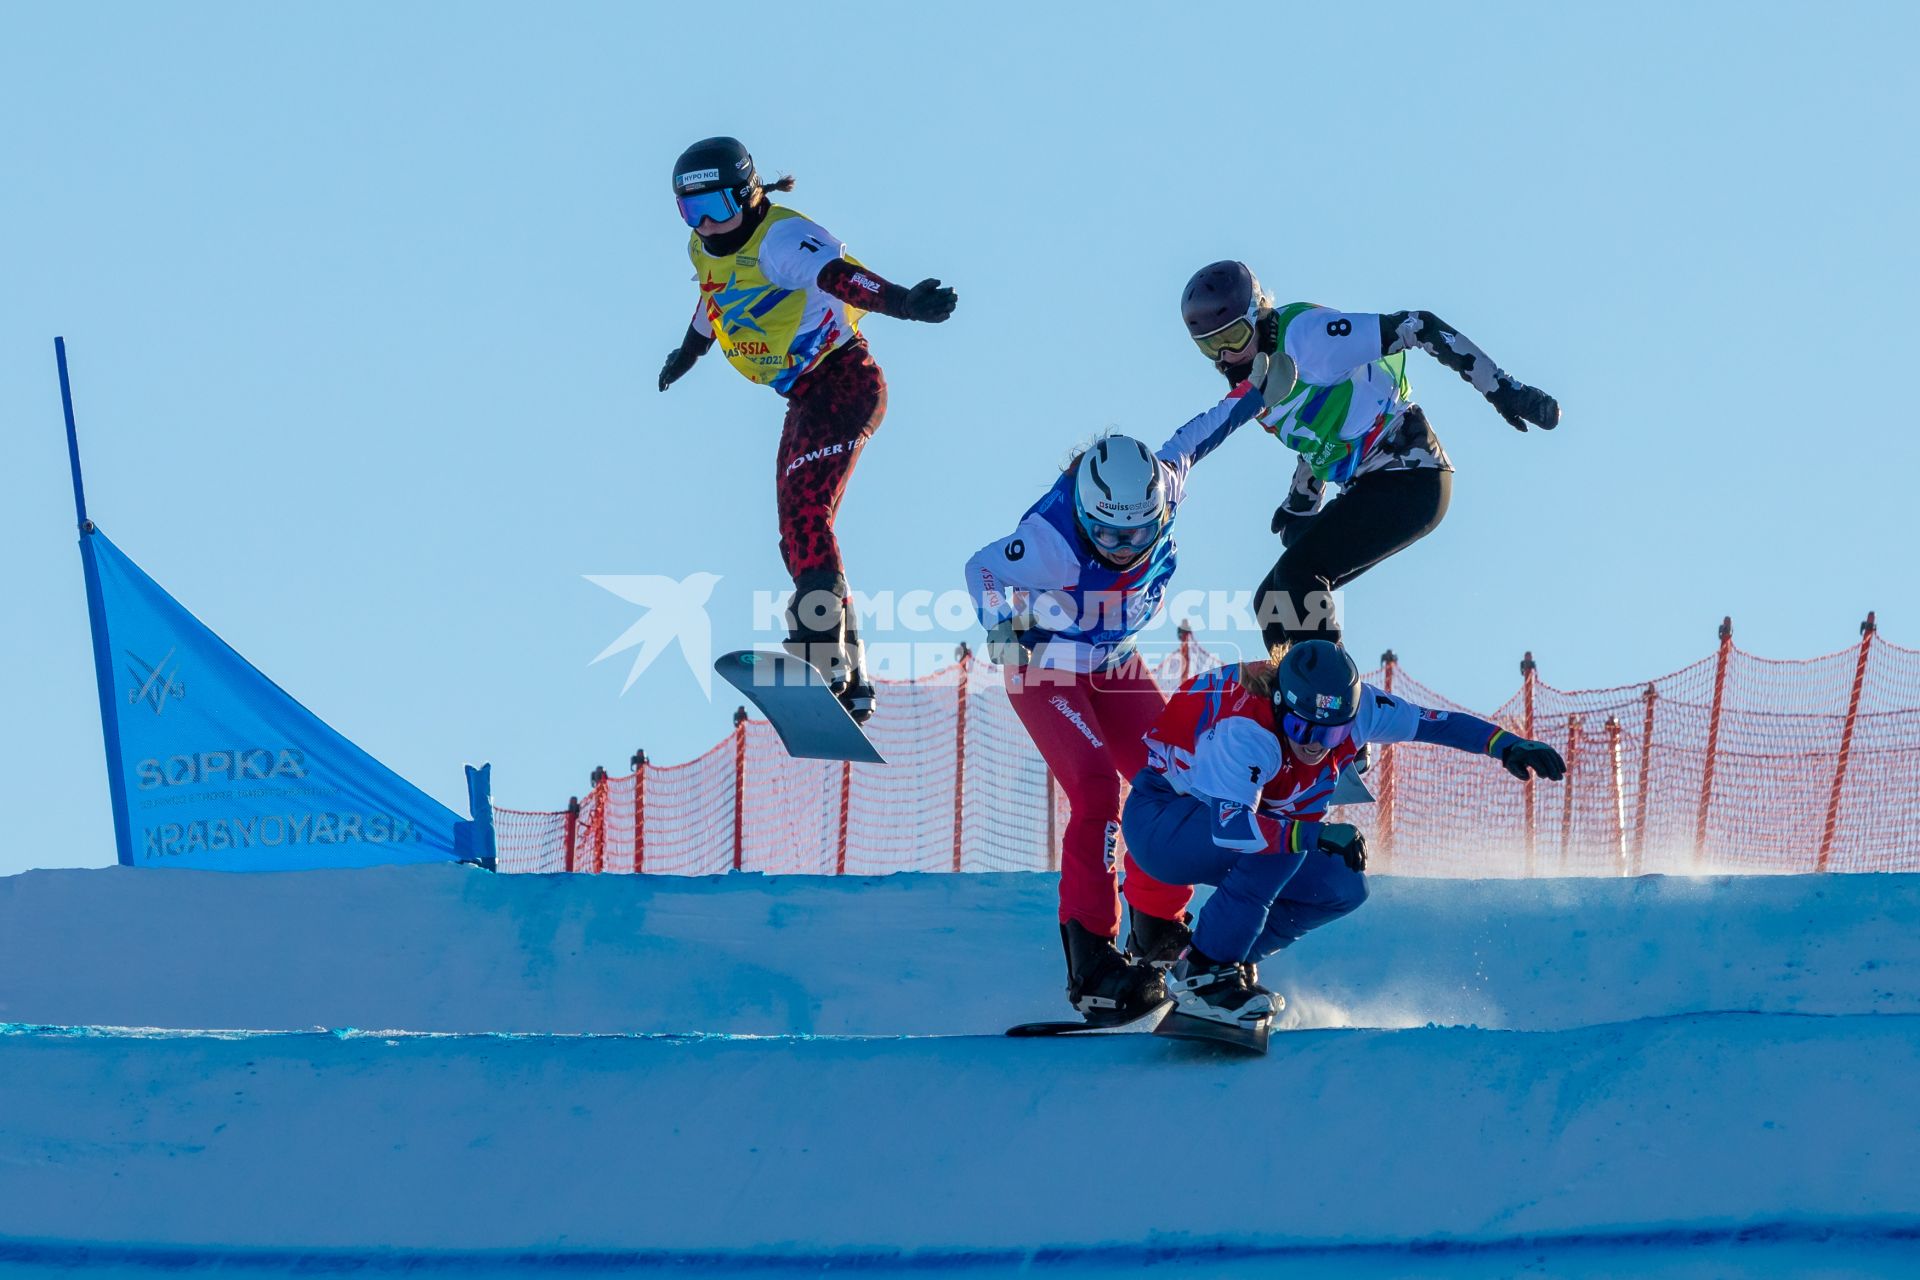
[2,866,1916,1275]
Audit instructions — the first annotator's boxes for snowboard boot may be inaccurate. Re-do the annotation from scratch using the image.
[1061,919,1167,1025]
[1126,907,1193,971]
[838,611,876,725]
[782,571,852,693]
[1170,943,1276,1029]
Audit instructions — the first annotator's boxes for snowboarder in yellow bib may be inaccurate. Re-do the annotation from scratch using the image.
[1180,261,1559,655]
[658,137,957,723]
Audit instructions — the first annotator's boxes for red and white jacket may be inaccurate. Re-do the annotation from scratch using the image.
[1142,661,1510,853]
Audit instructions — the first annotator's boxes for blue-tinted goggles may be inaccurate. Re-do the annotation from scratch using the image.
[1280,711,1352,749]
[676,187,742,228]
[1084,518,1160,552]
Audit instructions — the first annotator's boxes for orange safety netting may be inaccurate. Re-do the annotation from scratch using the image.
[495,619,1917,877]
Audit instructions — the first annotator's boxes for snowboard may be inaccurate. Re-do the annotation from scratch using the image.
[1005,1001,1171,1037]
[1329,762,1374,807]
[1154,1008,1271,1054]
[714,649,884,765]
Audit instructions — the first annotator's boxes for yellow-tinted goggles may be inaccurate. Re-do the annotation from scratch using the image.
[1192,316,1257,362]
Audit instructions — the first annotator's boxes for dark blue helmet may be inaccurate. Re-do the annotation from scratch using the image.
[1274,640,1360,727]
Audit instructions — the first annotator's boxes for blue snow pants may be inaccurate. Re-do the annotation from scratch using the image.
[1121,770,1368,964]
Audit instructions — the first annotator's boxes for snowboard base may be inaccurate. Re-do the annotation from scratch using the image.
[713,649,883,764]
[1154,1009,1271,1054]
[1006,1001,1171,1037]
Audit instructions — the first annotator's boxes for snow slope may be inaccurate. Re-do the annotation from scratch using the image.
[2,866,1917,1275]
[2,865,1915,1033]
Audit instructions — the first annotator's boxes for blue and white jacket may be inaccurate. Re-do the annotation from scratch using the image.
[963,385,1263,674]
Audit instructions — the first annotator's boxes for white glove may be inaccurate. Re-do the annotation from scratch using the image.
[1250,350,1297,405]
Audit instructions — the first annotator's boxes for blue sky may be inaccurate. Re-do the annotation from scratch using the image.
[2,2,1914,873]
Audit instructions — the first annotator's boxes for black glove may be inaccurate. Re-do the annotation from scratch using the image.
[1499,737,1567,782]
[902,278,958,323]
[1486,379,1560,432]
[658,344,701,392]
[1270,506,1317,549]
[1317,822,1367,873]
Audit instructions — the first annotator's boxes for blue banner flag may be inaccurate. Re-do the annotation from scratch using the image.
[81,526,490,870]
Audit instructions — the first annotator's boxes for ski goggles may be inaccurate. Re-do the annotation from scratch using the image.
[1192,315,1258,363]
[675,186,743,228]
[1280,711,1353,750]
[1083,518,1162,552]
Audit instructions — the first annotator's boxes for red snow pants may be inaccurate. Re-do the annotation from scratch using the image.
[1005,653,1195,937]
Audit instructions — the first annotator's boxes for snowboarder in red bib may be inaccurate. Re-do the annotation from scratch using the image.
[1124,640,1565,1040]
[963,386,1268,1024]
[658,137,957,723]
[1180,261,1560,655]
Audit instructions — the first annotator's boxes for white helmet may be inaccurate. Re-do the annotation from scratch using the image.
[1072,435,1167,560]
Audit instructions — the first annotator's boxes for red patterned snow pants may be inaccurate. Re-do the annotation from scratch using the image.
[1005,654,1195,937]
[775,340,888,583]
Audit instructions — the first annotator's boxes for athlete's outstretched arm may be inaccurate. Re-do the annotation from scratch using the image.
[1360,688,1567,780]
[1381,311,1560,432]
[1155,384,1267,480]
[754,214,958,324]
[817,259,958,324]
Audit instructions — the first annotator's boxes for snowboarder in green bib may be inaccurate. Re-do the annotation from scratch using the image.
[1180,261,1560,655]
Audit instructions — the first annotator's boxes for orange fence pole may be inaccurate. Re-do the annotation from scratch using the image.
[731,706,748,872]
[1521,652,1537,877]
[1045,768,1059,873]
[631,750,647,874]
[1633,683,1656,876]
[1559,715,1582,872]
[588,766,609,874]
[1817,612,1877,872]
[952,645,971,873]
[1605,715,1627,876]
[1695,618,1734,865]
[1377,649,1398,871]
[836,761,852,875]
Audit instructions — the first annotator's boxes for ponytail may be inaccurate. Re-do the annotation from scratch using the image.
[1241,654,1280,696]
[761,173,796,195]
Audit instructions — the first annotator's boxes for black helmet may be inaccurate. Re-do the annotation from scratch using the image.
[1273,640,1360,727]
[671,136,757,198]
[1180,260,1270,340]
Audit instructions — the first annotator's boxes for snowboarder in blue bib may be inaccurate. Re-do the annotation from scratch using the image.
[1180,261,1560,655]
